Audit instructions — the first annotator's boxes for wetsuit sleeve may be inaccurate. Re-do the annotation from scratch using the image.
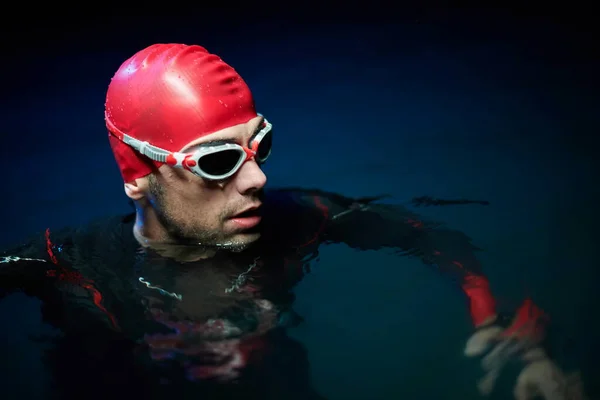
[321,200,498,328]
[0,230,56,299]
[1,225,123,331]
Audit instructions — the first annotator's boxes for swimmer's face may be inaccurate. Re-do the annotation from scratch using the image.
[126,116,267,250]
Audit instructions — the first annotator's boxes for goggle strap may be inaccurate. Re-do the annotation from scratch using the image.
[122,134,172,163]
[110,114,271,172]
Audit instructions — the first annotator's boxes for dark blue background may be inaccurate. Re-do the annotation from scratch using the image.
[1,9,598,399]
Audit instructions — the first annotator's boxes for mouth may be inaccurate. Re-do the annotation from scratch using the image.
[231,205,262,219]
[229,205,262,231]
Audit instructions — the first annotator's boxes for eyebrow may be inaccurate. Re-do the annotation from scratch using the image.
[198,117,265,147]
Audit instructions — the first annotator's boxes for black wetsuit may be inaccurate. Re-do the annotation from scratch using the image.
[0,187,496,400]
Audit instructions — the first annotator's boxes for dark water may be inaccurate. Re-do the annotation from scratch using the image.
[1,14,598,399]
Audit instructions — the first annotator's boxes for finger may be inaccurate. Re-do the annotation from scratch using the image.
[481,338,519,371]
[464,326,503,357]
[522,347,547,362]
[478,368,500,396]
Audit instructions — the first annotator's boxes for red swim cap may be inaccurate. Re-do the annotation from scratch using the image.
[105,43,257,182]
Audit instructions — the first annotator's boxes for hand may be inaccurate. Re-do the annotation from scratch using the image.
[464,299,588,399]
[515,349,587,400]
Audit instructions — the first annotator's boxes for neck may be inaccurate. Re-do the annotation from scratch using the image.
[132,212,217,262]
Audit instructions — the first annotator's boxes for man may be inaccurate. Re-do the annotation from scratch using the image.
[0,44,583,399]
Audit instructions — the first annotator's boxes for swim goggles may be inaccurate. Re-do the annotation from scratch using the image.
[109,115,272,181]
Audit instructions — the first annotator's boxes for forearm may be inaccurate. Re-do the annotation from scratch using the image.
[444,263,498,328]
[269,189,500,328]
[412,226,497,327]
[326,204,498,327]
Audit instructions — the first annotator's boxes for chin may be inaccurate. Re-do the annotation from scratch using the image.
[217,232,261,252]
[234,231,261,245]
[238,231,262,246]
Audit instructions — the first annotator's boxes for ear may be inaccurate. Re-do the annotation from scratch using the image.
[124,176,149,201]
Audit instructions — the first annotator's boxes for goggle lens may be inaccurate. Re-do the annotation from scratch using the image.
[256,130,272,163]
[198,149,243,177]
[197,129,273,178]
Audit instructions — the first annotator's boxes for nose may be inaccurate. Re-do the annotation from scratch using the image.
[234,158,267,195]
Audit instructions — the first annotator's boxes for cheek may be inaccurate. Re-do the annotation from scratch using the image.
[164,171,212,203]
[157,168,232,221]
[171,184,228,220]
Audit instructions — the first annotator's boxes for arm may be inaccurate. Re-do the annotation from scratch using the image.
[270,187,497,328]
[1,226,123,333]
[0,229,56,299]
[323,200,497,328]
[300,189,587,399]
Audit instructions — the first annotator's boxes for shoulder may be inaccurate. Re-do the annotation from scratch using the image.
[69,213,136,253]
[263,187,337,223]
[264,187,358,215]
[259,188,332,250]
[2,213,136,265]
